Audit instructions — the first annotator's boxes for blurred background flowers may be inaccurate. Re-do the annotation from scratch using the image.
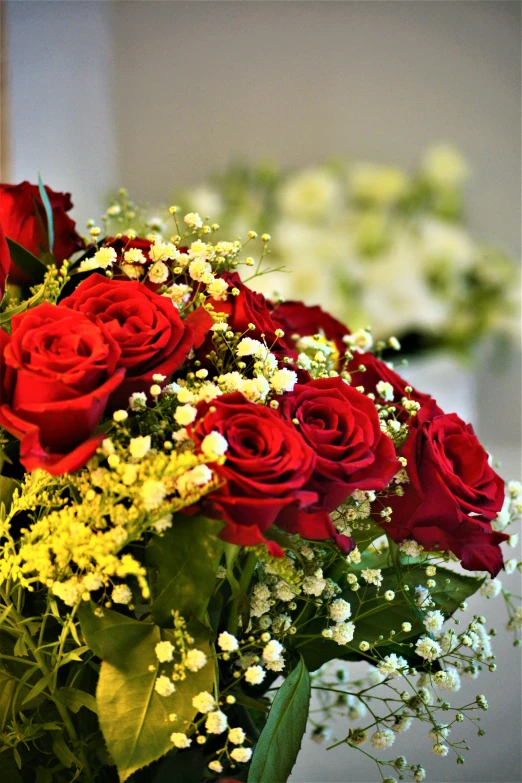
[105,145,519,357]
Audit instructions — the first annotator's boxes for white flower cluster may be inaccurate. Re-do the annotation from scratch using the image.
[150,613,210,707]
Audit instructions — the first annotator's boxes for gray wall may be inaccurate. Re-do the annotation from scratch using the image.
[5,0,118,222]
[5,2,521,782]
[108,1,520,253]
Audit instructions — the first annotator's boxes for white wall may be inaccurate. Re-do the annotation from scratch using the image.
[108,1,520,254]
[5,0,119,222]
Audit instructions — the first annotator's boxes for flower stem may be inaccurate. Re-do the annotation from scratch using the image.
[0,586,94,781]
[227,550,258,635]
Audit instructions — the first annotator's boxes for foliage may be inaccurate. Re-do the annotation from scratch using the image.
[248,656,310,783]
[0,186,519,783]
[104,146,520,357]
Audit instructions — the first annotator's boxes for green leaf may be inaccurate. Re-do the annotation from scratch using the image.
[13,635,28,658]
[52,734,83,770]
[78,605,152,665]
[0,476,20,518]
[131,744,209,783]
[13,747,22,769]
[248,656,310,783]
[0,633,42,715]
[0,281,48,324]
[38,174,54,255]
[0,670,16,732]
[1,752,23,783]
[351,517,385,552]
[78,605,213,782]
[405,563,485,618]
[233,690,270,714]
[224,542,241,596]
[5,237,47,284]
[297,552,485,671]
[21,671,53,705]
[264,526,301,555]
[36,768,54,783]
[55,686,97,714]
[147,514,223,626]
[57,645,90,666]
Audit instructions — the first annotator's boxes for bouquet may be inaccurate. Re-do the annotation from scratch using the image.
[103,146,519,357]
[0,179,520,783]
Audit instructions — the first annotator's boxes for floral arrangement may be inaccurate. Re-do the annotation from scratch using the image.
[103,145,519,357]
[0,179,520,783]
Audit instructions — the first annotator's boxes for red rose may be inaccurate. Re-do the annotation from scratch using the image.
[386,400,507,575]
[88,236,194,293]
[280,377,400,509]
[208,273,293,358]
[0,302,124,474]
[272,300,350,365]
[60,274,211,408]
[347,351,433,420]
[105,235,153,280]
[106,235,152,257]
[189,393,318,554]
[0,181,85,284]
[0,220,10,298]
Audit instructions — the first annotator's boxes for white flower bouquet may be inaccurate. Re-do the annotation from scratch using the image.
[104,146,519,358]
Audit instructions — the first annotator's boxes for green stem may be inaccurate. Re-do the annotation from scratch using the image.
[0,587,93,781]
[52,604,78,691]
[388,536,425,624]
[227,550,258,635]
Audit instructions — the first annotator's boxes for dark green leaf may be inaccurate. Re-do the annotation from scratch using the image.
[350,517,385,552]
[264,526,301,555]
[38,174,54,255]
[233,690,270,714]
[1,752,23,782]
[0,670,16,732]
[0,632,41,714]
[0,476,20,518]
[21,671,53,704]
[13,635,28,658]
[13,747,22,769]
[52,734,83,770]
[0,281,48,324]
[147,514,223,626]
[12,661,42,712]
[55,686,97,714]
[36,768,54,783]
[79,605,213,782]
[78,604,153,665]
[325,518,384,585]
[5,237,47,284]
[131,743,209,783]
[248,656,310,783]
[224,542,241,596]
[57,645,90,667]
[297,552,485,671]
[406,563,485,618]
